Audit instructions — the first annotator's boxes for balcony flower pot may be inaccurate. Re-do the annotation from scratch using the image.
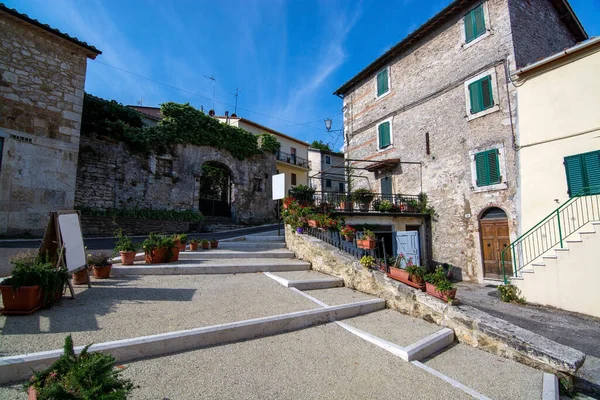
[357,238,376,250]
[166,246,180,263]
[388,266,409,281]
[343,234,355,242]
[119,251,136,265]
[173,238,181,248]
[425,282,457,302]
[72,269,89,285]
[92,264,112,279]
[358,202,370,211]
[145,247,166,264]
[308,219,318,228]
[296,227,304,234]
[201,241,210,250]
[190,241,199,251]
[0,285,43,315]
[339,201,352,211]
[210,240,219,249]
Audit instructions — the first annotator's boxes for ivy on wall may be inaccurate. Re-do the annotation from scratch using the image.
[82,94,279,160]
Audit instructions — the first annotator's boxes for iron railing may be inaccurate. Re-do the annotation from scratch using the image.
[301,227,391,272]
[276,150,310,169]
[291,191,422,214]
[501,185,600,283]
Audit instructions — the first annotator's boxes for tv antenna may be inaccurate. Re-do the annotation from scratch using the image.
[203,75,216,112]
[230,87,242,116]
[137,98,144,106]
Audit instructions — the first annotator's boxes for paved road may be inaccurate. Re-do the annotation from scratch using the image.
[0,224,280,277]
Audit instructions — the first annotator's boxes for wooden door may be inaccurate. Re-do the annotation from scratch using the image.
[480,219,512,279]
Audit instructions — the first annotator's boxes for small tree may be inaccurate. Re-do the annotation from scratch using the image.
[310,140,332,152]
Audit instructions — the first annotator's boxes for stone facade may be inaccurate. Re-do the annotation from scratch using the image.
[0,9,99,236]
[80,216,195,237]
[285,226,586,377]
[308,149,345,193]
[338,0,582,281]
[75,137,276,225]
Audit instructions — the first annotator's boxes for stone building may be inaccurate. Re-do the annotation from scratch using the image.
[333,0,587,282]
[308,148,345,193]
[0,4,101,236]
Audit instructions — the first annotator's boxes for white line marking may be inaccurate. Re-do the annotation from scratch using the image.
[411,360,492,400]
[336,321,409,360]
[263,271,291,287]
[289,287,330,307]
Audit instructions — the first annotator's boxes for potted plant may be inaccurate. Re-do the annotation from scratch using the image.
[425,266,457,303]
[201,239,210,250]
[406,264,426,286]
[357,230,377,249]
[0,253,68,314]
[143,233,166,264]
[307,214,319,228]
[113,228,138,265]
[360,255,375,269]
[289,185,316,206]
[210,238,219,249]
[387,253,410,282]
[375,199,393,212]
[338,195,353,211]
[176,234,187,251]
[162,236,179,263]
[296,227,304,234]
[190,239,199,251]
[26,335,135,399]
[351,188,375,211]
[340,225,356,242]
[283,197,295,210]
[72,268,89,286]
[88,252,112,279]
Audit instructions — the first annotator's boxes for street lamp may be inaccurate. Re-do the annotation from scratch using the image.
[324,118,343,133]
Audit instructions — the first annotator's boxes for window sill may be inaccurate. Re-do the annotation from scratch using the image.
[462,31,490,50]
[377,145,394,153]
[472,182,508,193]
[375,90,391,101]
[467,105,499,121]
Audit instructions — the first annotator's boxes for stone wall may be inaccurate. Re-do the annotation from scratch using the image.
[81,216,194,237]
[75,137,276,226]
[0,12,94,236]
[285,226,585,377]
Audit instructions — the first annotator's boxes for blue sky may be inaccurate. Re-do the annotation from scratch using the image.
[6,0,600,149]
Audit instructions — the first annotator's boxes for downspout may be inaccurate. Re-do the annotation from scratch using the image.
[503,59,518,152]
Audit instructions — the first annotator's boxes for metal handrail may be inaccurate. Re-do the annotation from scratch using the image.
[501,185,600,283]
[276,150,310,168]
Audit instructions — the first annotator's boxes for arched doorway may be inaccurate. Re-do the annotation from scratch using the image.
[479,207,513,279]
[199,162,233,217]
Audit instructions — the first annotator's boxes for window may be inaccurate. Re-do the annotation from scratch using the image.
[290,147,297,165]
[378,121,392,149]
[325,179,332,188]
[376,67,389,97]
[253,178,263,192]
[156,158,173,176]
[291,173,297,186]
[468,75,494,115]
[564,151,600,197]
[464,4,486,43]
[475,149,501,187]
[325,155,331,165]
[338,182,345,193]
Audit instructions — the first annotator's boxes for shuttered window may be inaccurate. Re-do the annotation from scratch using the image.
[378,121,391,149]
[564,151,600,197]
[468,75,494,114]
[464,4,486,43]
[291,173,297,186]
[325,179,332,188]
[377,68,389,97]
[475,149,501,187]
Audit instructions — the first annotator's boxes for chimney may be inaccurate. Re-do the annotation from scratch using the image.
[225,111,230,124]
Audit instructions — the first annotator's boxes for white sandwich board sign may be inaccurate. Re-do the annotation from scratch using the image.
[272,173,286,200]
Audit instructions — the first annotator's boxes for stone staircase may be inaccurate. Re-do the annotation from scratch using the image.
[512,221,600,318]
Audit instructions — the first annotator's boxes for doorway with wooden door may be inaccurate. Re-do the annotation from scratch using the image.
[479,207,513,280]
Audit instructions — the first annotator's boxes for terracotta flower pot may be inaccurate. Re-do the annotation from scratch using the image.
[308,220,318,228]
[388,267,409,281]
[357,238,376,250]
[343,234,355,242]
[190,242,199,251]
[0,285,43,315]
[201,242,210,250]
[119,251,136,265]
[72,269,89,285]
[178,242,186,251]
[145,247,166,264]
[28,386,37,400]
[166,246,180,263]
[339,201,352,211]
[92,264,112,279]
[425,282,457,302]
[410,274,424,286]
[210,240,219,249]
[173,238,181,248]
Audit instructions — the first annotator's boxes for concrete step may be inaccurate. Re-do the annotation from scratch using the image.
[218,242,286,249]
[245,235,285,242]
[264,270,344,290]
[302,287,382,306]
[178,249,295,259]
[111,259,310,276]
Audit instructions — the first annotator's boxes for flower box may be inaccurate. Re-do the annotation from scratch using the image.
[0,285,43,315]
[308,220,318,228]
[387,268,426,290]
[425,282,457,302]
[357,238,376,250]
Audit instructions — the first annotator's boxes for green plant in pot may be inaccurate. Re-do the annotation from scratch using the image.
[351,188,375,211]
[405,264,426,286]
[142,233,166,264]
[177,234,188,250]
[357,229,377,250]
[160,235,178,263]
[113,229,138,266]
[189,239,199,251]
[425,266,457,302]
[288,185,316,206]
[201,239,210,250]
[87,252,112,279]
[0,252,69,314]
[25,335,135,399]
[210,238,219,249]
[360,255,375,269]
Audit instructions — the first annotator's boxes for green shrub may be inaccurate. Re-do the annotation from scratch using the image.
[87,252,111,267]
[258,133,280,154]
[26,335,135,399]
[360,255,376,269]
[79,207,204,222]
[113,228,138,254]
[497,284,525,303]
[351,188,374,204]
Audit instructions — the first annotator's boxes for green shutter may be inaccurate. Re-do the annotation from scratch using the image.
[377,68,389,96]
[475,152,488,186]
[378,122,391,148]
[583,152,600,192]
[469,80,482,114]
[481,76,494,109]
[564,155,584,197]
[475,149,501,187]
[465,5,486,43]
[487,149,501,184]
[469,75,494,114]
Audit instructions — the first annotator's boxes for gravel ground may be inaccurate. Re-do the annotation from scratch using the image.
[303,287,378,306]
[341,309,442,347]
[270,270,339,281]
[0,274,319,356]
[118,323,472,400]
[423,342,543,400]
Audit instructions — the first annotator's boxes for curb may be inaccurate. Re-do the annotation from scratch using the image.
[0,299,385,384]
[542,373,559,400]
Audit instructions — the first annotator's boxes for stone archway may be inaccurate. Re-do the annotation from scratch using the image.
[479,207,513,280]
[198,161,234,217]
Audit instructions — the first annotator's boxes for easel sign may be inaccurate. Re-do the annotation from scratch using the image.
[39,211,90,298]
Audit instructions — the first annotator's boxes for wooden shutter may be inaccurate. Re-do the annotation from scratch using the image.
[377,68,388,96]
[481,76,494,109]
[464,10,475,42]
[564,155,584,197]
[381,177,393,196]
[487,149,501,184]
[465,5,485,43]
[469,76,493,114]
[378,122,391,148]
[475,152,488,186]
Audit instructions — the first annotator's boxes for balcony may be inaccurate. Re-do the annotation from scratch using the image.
[291,191,426,215]
[276,150,310,169]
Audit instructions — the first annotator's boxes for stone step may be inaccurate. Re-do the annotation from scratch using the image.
[264,270,344,290]
[111,259,310,276]
[179,249,295,259]
[218,242,286,249]
[245,235,285,242]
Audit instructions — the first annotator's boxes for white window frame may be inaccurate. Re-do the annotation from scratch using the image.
[460,1,492,50]
[376,117,394,151]
[464,67,500,121]
[469,144,508,192]
[375,66,391,99]
[325,155,331,165]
